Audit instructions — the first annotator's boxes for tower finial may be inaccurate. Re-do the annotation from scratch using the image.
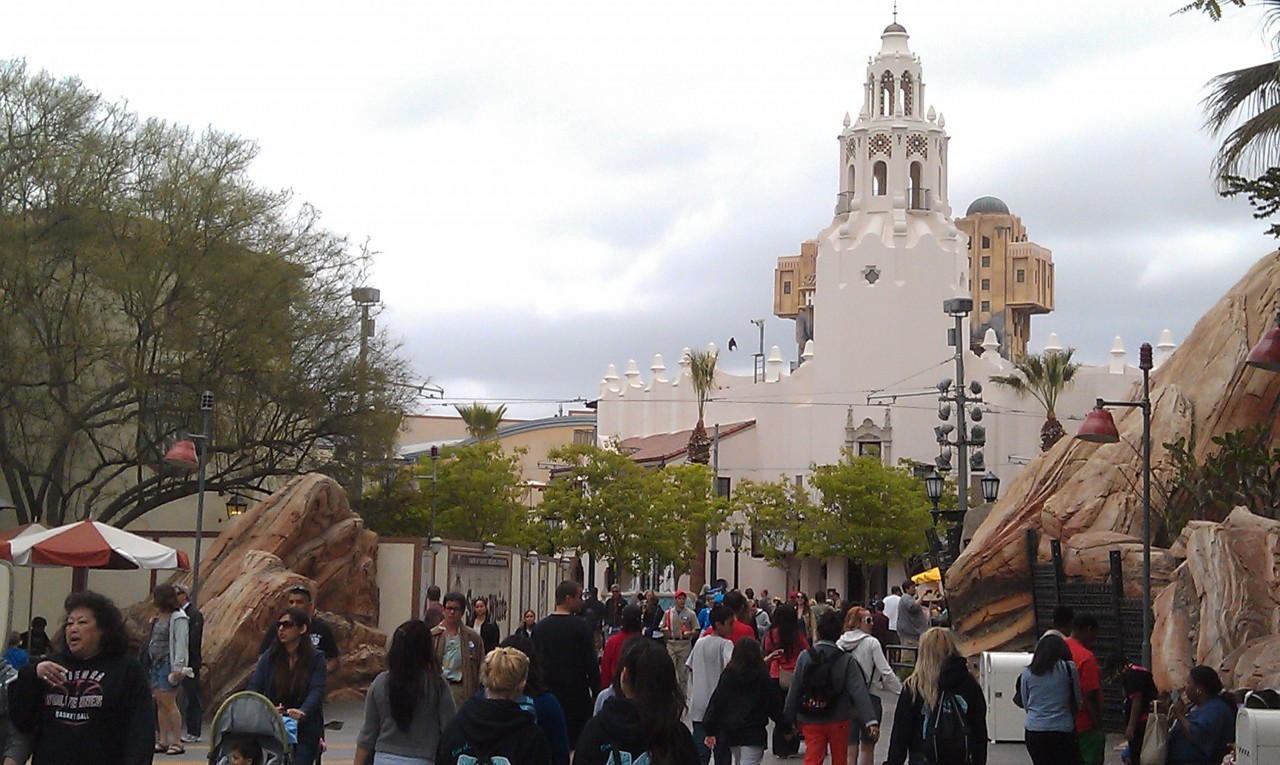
[893,0,898,22]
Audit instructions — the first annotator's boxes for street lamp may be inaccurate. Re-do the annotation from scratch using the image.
[350,286,380,511]
[729,526,744,590]
[1246,311,1280,371]
[163,390,214,607]
[225,493,248,518]
[980,471,1001,504]
[708,531,719,587]
[1075,342,1154,668]
[429,445,439,538]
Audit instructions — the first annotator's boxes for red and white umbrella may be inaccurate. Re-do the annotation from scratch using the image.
[0,520,189,571]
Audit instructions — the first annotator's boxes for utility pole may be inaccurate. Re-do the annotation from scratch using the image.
[933,297,988,565]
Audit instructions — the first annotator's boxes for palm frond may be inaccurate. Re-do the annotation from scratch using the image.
[1204,60,1280,179]
[688,350,718,421]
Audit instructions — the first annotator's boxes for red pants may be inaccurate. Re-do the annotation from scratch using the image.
[800,720,850,765]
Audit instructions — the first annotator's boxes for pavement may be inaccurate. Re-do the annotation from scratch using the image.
[164,692,1125,765]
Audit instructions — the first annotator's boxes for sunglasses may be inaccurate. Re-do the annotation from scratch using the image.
[277,620,298,629]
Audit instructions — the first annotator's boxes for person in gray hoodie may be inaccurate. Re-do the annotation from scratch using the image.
[784,611,879,765]
[896,581,930,646]
[837,606,903,765]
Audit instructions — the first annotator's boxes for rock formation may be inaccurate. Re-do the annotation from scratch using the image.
[948,250,1280,676]
[126,473,386,708]
[1154,508,1280,691]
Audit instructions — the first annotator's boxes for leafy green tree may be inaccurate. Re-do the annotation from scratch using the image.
[455,402,507,440]
[432,441,529,544]
[0,61,415,526]
[541,443,654,584]
[730,477,815,590]
[990,348,1081,451]
[808,453,933,563]
[646,464,731,586]
[358,470,430,538]
[1164,424,1280,534]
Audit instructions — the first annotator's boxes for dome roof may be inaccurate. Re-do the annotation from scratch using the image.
[965,196,1010,216]
[883,22,907,33]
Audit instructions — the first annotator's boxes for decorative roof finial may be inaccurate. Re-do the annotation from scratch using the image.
[893,0,898,23]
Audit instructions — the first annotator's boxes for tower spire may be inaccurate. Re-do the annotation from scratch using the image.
[893,0,897,23]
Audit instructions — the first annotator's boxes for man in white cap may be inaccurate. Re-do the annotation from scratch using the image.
[662,589,699,697]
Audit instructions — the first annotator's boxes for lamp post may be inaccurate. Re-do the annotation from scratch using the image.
[729,526,743,590]
[528,550,539,611]
[925,468,998,570]
[350,286,380,511]
[162,390,214,607]
[1075,342,1154,668]
[429,444,439,538]
[708,531,719,587]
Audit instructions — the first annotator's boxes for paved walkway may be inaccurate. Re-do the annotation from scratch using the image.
[169,693,1121,765]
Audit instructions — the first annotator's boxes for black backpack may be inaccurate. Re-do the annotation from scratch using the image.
[922,689,972,765]
[798,646,842,714]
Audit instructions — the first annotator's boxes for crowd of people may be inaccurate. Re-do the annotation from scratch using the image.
[0,579,1261,765]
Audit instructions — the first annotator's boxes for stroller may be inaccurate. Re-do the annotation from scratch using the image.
[208,691,293,765]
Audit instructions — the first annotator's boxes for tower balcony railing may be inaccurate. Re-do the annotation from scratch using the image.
[835,190,855,215]
[908,187,931,211]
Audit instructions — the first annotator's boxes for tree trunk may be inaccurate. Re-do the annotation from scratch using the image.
[687,419,712,591]
[1040,416,1066,452]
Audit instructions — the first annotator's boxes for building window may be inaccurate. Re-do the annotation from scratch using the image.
[858,441,882,458]
[863,266,881,284]
[783,280,792,295]
[981,300,991,313]
[981,279,990,291]
[873,161,887,195]
[573,429,593,445]
[1016,270,1025,283]
[981,255,991,267]
[981,235,991,249]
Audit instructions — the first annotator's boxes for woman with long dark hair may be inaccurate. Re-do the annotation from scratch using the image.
[470,597,500,656]
[763,604,807,757]
[702,637,786,765]
[575,638,698,765]
[600,604,643,691]
[248,607,327,765]
[9,591,154,765]
[502,633,570,765]
[355,620,455,765]
[1015,634,1082,765]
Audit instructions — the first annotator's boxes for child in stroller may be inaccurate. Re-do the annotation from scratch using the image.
[208,691,292,765]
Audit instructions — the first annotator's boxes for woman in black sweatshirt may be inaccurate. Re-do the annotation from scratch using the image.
[702,637,789,763]
[574,638,698,765]
[885,627,988,765]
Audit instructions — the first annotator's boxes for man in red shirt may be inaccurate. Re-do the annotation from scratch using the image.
[701,591,756,644]
[1065,613,1104,765]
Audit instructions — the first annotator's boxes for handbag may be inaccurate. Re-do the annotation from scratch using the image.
[779,668,794,690]
[1140,705,1168,765]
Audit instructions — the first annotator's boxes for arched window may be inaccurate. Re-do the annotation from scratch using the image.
[880,71,895,116]
[873,161,887,196]
[847,164,856,195]
[900,72,914,116]
[909,161,923,208]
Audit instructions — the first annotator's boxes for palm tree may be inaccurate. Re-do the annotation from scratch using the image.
[455,402,507,440]
[686,350,717,465]
[685,348,717,591]
[1194,0,1280,184]
[990,349,1081,452]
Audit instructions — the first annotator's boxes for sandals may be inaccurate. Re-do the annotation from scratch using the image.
[165,745,185,755]
[154,744,166,754]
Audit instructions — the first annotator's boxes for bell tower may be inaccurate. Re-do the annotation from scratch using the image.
[836,21,951,224]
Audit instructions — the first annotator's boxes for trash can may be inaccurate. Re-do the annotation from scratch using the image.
[981,650,1032,742]
[1236,707,1280,765]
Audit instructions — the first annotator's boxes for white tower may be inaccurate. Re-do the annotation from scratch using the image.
[811,20,968,389]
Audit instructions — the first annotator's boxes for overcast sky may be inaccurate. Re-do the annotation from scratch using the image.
[6,1,1277,419]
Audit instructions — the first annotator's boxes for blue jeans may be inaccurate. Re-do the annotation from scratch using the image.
[692,721,731,765]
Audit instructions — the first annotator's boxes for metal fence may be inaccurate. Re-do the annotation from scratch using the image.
[1025,529,1149,733]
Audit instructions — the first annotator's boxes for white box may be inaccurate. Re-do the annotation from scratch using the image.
[1236,708,1280,765]
[981,651,1033,742]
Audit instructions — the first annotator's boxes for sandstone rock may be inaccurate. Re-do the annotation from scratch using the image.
[949,249,1280,663]
[127,473,387,709]
[1151,507,1280,691]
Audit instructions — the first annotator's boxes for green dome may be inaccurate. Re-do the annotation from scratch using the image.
[883,22,907,33]
[965,196,1010,216]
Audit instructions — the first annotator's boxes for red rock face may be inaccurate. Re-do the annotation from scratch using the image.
[126,473,386,709]
[948,250,1280,681]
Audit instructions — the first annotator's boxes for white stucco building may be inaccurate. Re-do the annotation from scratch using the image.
[593,21,1169,600]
